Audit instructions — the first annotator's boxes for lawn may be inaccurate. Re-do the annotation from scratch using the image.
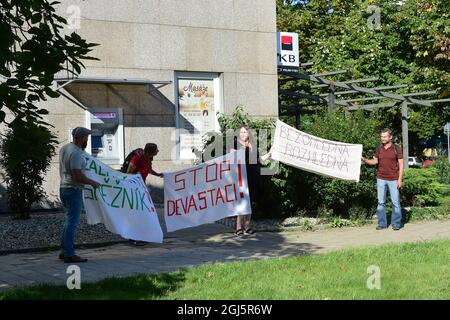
[1,239,450,300]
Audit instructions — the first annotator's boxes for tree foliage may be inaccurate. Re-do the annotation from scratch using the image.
[0,0,98,128]
[0,121,57,218]
[0,0,97,216]
[276,0,450,142]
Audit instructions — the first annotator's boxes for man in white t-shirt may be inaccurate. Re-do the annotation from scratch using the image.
[59,127,100,263]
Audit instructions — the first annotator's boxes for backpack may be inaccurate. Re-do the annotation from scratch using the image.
[120,148,143,173]
[376,144,400,168]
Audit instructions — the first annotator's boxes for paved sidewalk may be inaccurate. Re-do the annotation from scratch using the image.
[1,219,450,291]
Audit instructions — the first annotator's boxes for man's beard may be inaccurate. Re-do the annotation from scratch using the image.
[82,141,88,150]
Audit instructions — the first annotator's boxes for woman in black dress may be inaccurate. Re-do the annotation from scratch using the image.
[232,125,272,236]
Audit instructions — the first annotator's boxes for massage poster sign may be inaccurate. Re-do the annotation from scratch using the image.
[82,155,163,243]
[164,150,252,232]
[271,120,363,182]
[177,77,218,159]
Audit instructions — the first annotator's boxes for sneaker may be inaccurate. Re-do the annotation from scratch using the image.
[64,255,88,263]
[392,226,401,230]
[376,225,387,230]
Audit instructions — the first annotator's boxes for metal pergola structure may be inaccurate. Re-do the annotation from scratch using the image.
[278,62,450,168]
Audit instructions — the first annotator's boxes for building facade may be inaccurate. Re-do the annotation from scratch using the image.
[0,0,278,212]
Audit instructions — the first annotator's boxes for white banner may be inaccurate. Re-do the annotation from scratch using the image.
[164,150,252,232]
[82,155,163,243]
[272,120,363,182]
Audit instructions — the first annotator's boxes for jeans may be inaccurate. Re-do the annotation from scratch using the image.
[60,187,83,257]
[376,178,402,228]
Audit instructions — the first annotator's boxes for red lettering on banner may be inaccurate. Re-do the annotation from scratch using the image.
[207,188,216,206]
[206,163,218,183]
[198,191,207,210]
[237,161,244,198]
[215,187,225,205]
[220,160,231,179]
[175,172,186,191]
[168,185,241,216]
[187,195,198,213]
[180,197,189,214]
[188,167,202,186]
[167,200,175,216]
[175,199,183,215]
[224,184,237,202]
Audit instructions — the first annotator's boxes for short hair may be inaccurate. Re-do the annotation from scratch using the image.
[144,143,158,154]
[381,128,393,136]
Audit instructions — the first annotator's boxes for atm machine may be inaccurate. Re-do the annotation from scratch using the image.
[85,108,124,166]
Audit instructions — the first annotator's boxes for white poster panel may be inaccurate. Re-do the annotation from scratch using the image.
[178,78,217,159]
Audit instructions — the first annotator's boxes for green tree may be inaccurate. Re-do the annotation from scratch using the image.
[276,0,450,143]
[0,121,57,218]
[0,0,97,216]
[0,0,98,128]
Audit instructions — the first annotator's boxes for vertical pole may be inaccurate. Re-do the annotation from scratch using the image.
[328,84,335,113]
[295,111,300,129]
[402,101,409,169]
[447,130,450,164]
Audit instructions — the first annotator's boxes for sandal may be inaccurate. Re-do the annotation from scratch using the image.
[235,229,244,236]
[244,228,255,235]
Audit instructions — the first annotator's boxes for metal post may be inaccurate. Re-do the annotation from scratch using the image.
[402,101,409,169]
[328,84,335,113]
[447,130,450,164]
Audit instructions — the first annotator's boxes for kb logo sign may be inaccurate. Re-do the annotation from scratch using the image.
[277,32,299,68]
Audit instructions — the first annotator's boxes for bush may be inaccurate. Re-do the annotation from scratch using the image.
[0,120,57,219]
[199,107,383,219]
[194,106,275,161]
[429,157,450,185]
[401,168,445,207]
[348,206,373,223]
[408,206,450,221]
[271,109,381,217]
[197,106,447,221]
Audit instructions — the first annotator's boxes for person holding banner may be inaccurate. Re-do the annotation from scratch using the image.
[59,127,101,263]
[126,143,164,181]
[232,125,272,236]
[362,129,404,230]
[126,143,163,246]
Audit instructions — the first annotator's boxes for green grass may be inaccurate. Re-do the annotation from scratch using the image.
[2,239,450,300]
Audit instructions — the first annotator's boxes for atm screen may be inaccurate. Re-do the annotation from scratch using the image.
[91,136,103,149]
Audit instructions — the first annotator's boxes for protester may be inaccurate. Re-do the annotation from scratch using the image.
[231,125,272,236]
[126,143,163,181]
[126,143,163,245]
[362,129,404,230]
[59,127,100,263]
